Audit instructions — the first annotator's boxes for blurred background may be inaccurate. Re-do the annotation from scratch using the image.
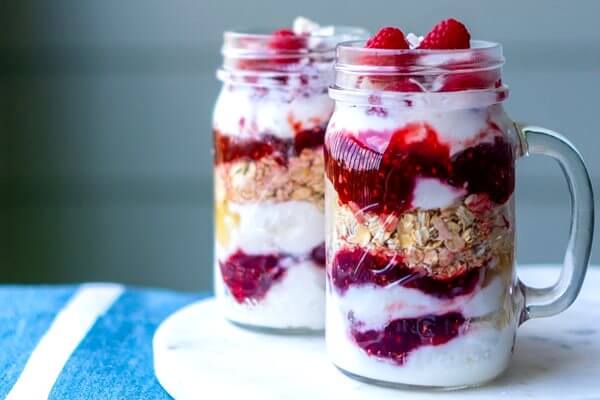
[1,0,598,291]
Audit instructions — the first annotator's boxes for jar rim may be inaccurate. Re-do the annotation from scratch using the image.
[328,85,509,110]
[330,39,507,104]
[218,26,369,87]
[337,39,501,54]
[224,26,370,41]
[222,27,370,59]
[334,40,504,74]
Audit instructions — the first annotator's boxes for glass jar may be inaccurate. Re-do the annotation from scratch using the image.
[324,41,594,387]
[213,27,368,332]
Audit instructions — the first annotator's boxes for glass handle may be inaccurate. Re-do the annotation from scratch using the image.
[517,124,594,321]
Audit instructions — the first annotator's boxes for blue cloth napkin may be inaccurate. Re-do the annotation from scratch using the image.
[0,284,207,399]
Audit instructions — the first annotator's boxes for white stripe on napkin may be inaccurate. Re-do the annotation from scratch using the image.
[6,284,124,400]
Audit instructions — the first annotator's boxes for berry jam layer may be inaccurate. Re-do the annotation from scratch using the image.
[215,147,324,205]
[220,245,325,304]
[330,247,481,298]
[350,312,465,365]
[324,123,514,215]
[214,127,326,166]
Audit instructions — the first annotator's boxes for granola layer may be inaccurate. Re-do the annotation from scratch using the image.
[215,147,324,205]
[333,192,513,280]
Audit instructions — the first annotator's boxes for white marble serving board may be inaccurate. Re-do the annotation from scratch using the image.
[153,266,600,399]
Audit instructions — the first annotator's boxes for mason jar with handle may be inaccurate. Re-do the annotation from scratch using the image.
[324,39,594,388]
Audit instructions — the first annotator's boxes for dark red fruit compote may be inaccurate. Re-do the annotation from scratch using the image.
[213,18,367,331]
[325,20,521,387]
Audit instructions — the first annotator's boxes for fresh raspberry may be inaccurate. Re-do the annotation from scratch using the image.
[269,28,305,51]
[272,28,294,36]
[267,28,306,66]
[365,27,409,49]
[418,19,470,49]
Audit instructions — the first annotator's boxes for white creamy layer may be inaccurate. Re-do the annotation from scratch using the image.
[405,33,423,48]
[213,85,333,140]
[326,302,516,387]
[216,259,325,330]
[412,177,466,209]
[328,102,511,155]
[335,274,507,331]
[220,201,324,257]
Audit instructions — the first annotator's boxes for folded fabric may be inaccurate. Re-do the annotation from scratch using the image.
[0,284,206,399]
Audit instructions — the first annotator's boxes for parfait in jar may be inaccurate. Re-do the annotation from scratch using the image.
[213,18,367,332]
[325,20,521,387]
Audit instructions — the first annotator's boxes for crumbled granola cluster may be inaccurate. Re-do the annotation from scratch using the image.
[215,148,324,206]
[334,194,513,279]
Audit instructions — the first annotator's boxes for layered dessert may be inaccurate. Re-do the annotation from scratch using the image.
[325,20,522,386]
[214,19,367,330]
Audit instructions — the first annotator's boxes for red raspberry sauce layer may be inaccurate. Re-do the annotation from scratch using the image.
[220,244,326,303]
[324,123,514,214]
[214,126,326,165]
[351,311,466,364]
[330,248,481,298]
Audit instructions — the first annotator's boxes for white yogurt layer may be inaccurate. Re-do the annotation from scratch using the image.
[329,102,511,155]
[336,274,507,331]
[213,85,333,140]
[326,273,516,386]
[220,200,324,257]
[326,293,516,387]
[216,259,325,330]
[412,177,466,209]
